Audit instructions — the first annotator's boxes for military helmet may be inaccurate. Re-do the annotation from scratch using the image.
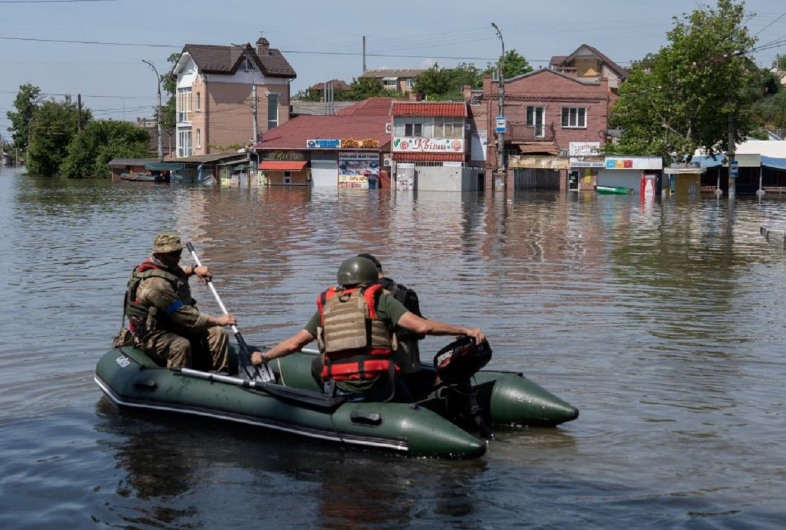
[337,256,379,287]
[152,232,184,254]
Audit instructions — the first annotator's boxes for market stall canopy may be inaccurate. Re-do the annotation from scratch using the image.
[258,160,308,171]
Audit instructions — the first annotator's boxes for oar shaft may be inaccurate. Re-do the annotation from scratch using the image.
[185,242,273,382]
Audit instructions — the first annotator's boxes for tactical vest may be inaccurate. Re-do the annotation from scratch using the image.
[317,284,394,382]
[125,259,192,335]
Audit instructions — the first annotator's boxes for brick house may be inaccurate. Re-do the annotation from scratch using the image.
[473,68,613,191]
[171,38,296,158]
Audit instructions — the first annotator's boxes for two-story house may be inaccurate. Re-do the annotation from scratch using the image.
[171,38,296,158]
[549,44,629,93]
[358,69,426,94]
[475,68,612,191]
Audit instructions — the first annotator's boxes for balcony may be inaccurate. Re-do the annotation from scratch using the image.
[505,123,556,143]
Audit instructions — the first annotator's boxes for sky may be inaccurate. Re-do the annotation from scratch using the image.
[1,0,786,142]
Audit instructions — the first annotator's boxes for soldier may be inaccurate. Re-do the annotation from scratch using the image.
[251,256,485,402]
[123,232,235,372]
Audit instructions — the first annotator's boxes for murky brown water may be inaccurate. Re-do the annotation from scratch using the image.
[1,165,785,529]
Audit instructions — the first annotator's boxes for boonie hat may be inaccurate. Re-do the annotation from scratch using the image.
[152,232,185,253]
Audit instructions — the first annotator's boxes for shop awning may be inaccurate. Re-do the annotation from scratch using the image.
[258,160,308,171]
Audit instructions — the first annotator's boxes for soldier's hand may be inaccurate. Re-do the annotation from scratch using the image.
[193,265,212,281]
[250,351,263,366]
[216,313,237,327]
[464,328,485,345]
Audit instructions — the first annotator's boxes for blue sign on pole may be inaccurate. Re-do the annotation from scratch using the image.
[730,160,739,179]
[495,117,506,133]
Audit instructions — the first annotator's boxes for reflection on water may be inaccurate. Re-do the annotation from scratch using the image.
[2,166,786,529]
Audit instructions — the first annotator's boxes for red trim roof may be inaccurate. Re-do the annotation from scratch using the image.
[258,160,308,171]
[391,102,467,117]
[392,153,465,162]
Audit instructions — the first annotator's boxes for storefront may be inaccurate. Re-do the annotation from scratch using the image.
[597,156,663,195]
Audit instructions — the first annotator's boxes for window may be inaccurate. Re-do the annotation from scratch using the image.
[267,93,279,130]
[562,107,586,128]
[178,129,192,157]
[196,92,201,112]
[240,57,253,72]
[196,129,201,149]
[405,117,423,137]
[433,117,463,139]
[526,106,545,138]
[283,171,291,185]
[405,78,414,89]
[177,87,192,123]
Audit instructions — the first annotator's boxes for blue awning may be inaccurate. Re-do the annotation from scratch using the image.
[762,156,786,170]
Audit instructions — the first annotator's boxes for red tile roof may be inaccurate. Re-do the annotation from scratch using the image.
[336,97,400,116]
[391,102,467,117]
[257,114,390,150]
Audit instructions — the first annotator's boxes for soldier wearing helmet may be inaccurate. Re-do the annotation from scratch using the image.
[121,232,236,372]
[251,256,485,402]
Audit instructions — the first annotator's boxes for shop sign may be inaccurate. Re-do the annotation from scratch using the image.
[392,137,464,153]
[306,139,340,149]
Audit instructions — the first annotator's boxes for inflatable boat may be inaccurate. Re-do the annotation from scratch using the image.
[94,341,579,459]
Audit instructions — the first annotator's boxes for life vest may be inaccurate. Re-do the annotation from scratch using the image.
[317,284,394,382]
[125,258,192,334]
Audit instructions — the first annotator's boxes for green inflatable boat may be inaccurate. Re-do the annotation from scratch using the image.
[95,342,578,459]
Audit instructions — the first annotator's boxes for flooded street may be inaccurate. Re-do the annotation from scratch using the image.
[1,165,785,529]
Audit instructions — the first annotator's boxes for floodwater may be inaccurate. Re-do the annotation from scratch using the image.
[1,165,785,529]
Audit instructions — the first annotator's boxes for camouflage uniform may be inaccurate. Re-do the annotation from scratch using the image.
[125,233,229,372]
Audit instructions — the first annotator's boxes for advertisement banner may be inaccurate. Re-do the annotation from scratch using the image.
[392,137,464,153]
[338,152,380,189]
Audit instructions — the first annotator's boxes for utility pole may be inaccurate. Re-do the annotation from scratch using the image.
[77,94,83,131]
[142,60,164,161]
[727,114,736,197]
[491,22,506,190]
[363,36,367,72]
[231,43,259,145]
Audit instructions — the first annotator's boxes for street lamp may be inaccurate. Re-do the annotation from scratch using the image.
[491,22,506,184]
[142,60,164,161]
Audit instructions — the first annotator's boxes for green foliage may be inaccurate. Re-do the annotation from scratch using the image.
[6,83,42,153]
[347,77,394,100]
[414,65,454,96]
[26,96,91,177]
[161,53,180,128]
[60,120,150,179]
[751,89,786,133]
[481,50,533,79]
[608,0,758,162]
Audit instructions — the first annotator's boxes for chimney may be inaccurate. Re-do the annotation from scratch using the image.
[256,37,270,56]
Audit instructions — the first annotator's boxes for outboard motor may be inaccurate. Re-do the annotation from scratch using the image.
[434,336,492,385]
[433,337,494,439]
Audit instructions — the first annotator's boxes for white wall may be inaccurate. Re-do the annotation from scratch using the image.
[416,166,474,191]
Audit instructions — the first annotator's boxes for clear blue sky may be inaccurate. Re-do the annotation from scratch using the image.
[1,0,785,140]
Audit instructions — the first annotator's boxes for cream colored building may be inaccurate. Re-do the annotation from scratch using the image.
[171,38,296,158]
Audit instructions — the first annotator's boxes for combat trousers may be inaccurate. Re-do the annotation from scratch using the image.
[141,325,230,372]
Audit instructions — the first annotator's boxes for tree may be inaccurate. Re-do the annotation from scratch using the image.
[60,120,150,179]
[347,77,393,100]
[608,0,758,162]
[482,50,533,79]
[26,96,91,177]
[6,83,41,153]
[161,52,180,128]
[414,65,454,97]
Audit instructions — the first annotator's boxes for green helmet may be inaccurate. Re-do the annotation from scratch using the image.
[337,256,379,287]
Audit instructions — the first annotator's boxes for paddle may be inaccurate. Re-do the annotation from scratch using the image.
[185,242,275,383]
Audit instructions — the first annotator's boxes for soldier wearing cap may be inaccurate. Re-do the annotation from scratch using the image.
[123,232,235,371]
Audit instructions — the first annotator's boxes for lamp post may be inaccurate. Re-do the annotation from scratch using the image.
[142,60,164,161]
[491,22,506,189]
